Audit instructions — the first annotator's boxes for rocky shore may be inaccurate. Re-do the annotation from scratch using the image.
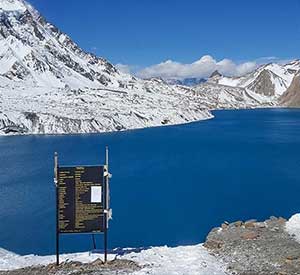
[204,216,300,275]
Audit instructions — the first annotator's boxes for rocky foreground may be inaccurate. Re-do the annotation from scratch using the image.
[1,216,300,275]
[0,259,142,275]
[204,216,300,275]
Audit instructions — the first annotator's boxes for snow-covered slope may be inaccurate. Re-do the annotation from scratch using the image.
[0,0,279,135]
[0,245,227,274]
[286,214,300,244]
[209,61,300,98]
[189,82,276,109]
[0,76,215,134]
[0,0,134,89]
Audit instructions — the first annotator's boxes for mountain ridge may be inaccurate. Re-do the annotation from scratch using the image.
[208,61,300,98]
[0,0,298,135]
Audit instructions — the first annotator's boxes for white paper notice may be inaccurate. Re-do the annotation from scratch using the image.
[91,186,102,203]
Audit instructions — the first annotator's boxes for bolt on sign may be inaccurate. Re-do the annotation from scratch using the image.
[54,147,112,266]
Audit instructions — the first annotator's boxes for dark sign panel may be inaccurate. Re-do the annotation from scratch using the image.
[58,166,105,233]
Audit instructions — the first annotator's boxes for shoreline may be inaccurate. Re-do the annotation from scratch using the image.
[1,106,299,138]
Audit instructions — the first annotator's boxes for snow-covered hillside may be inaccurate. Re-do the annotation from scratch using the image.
[0,0,294,136]
[189,82,277,109]
[0,76,215,134]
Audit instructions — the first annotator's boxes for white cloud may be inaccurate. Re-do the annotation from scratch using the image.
[136,55,258,79]
[115,63,134,74]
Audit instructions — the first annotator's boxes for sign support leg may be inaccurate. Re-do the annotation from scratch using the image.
[54,152,59,266]
[104,146,109,263]
[56,192,59,266]
[104,226,108,262]
[56,185,59,266]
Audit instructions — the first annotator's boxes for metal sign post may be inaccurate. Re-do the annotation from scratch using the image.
[54,152,59,266]
[54,148,112,266]
[104,146,109,263]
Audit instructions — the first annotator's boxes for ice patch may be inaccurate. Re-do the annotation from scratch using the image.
[286,213,300,243]
[125,244,227,275]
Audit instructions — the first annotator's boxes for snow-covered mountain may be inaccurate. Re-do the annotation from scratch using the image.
[0,0,217,135]
[191,82,277,109]
[0,0,291,135]
[0,0,134,89]
[208,60,300,98]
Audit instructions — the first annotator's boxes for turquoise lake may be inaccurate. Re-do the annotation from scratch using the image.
[0,108,300,255]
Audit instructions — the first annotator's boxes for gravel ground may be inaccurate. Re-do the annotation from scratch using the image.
[0,259,141,275]
[204,216,300,275]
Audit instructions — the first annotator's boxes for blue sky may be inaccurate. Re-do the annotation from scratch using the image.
[28,0,300,78]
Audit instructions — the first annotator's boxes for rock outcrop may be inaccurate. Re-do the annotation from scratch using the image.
[247,69,276,96]
[205,216,300,275]
[280,72,300,107]
[210,70,222,78]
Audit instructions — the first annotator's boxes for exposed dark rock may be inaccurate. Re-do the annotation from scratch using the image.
[247,70,277,96]
[32,25,45,41]
[5,61,30,80]
[210,70,222,78]
[24,112,38,122]
[3,126,27,134]
[161,119,170,125]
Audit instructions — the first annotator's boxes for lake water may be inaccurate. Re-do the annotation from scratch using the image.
[0,108,300,256]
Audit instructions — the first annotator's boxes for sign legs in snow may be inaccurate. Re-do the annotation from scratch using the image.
[54,147,112,266]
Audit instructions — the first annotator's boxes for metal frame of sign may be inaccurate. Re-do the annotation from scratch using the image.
[54,147,111,266]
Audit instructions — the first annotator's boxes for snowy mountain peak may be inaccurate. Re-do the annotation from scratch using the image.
[284,59,300,72]
[210,70,222,78]
[0,0,26,12]
[213,61,300,97]
[0,0,134,89]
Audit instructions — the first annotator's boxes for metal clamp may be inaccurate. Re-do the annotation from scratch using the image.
[104,208,113,220]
